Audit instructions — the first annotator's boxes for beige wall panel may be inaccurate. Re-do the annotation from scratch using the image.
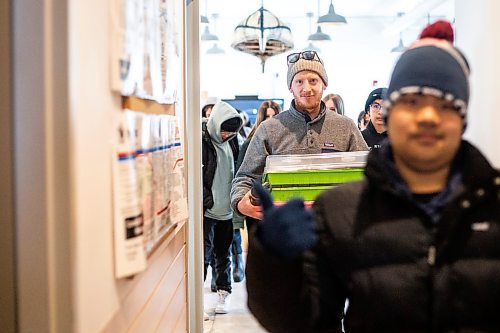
[103,225,186,332]
[155,274,188,333]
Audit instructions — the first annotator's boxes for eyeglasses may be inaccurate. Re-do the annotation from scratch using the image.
[370,103,383,111]
[287,51,322,65]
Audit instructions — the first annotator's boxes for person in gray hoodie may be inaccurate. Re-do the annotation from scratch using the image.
[231,50,368,220]
[202,101,242,315]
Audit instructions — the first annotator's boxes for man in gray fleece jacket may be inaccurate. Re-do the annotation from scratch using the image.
[231,51,368,220]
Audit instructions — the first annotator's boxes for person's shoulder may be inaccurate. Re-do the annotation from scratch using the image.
[258,111,290,130]
[273,109,291,119]
[324,112,357,127]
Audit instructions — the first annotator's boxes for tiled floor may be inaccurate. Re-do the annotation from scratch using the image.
[203,260,268,333]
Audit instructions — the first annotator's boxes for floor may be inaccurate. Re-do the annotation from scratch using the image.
[203,261,268,333]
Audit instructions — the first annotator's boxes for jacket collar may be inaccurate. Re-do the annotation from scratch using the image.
[289,100,327,123]
[366,120,387,136]
[364,140,497,222]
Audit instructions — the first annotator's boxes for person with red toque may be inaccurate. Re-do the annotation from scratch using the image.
[246,20,500,333]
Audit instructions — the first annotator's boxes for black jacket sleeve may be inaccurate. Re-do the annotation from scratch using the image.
[246,227,310,333]
[201,131,215,211]
[246,204,347,332]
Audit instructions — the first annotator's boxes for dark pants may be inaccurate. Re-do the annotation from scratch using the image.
[231,229,242,255]
[203,216,233,293]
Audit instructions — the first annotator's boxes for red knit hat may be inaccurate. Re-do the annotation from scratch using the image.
[419,20,454,42]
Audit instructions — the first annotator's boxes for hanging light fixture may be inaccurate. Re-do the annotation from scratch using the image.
[308,0,331,42]
[303,42,321,53]
[232,4,293,72]
[304,13,322,51]
[317,0,347,25]
[207,43,225,54]
[201,26,218,41]
[200,0,209,24]
[308,26,331,41]
[201,13,220,41]
[391,32,407,53]
[390,13,407,53]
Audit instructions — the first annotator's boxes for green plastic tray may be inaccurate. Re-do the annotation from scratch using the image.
[264,168,364,186]
[270,185,331,201]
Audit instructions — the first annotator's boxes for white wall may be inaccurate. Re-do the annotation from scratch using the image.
[455,0,500,167]
[200,1,454,122]
[70,0,122,331]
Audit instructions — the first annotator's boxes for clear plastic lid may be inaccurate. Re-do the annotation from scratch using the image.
[264,151,369,172]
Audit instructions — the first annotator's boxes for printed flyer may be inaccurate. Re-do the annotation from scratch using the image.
[112,110,187,278]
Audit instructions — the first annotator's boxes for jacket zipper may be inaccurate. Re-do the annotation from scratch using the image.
[428,226,437,332]
[427,245,436,266]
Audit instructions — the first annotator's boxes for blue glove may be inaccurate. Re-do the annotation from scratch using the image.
[253,182,317,260]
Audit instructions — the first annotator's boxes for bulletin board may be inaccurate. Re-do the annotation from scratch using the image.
[110,0,187,279]
[110,0,182,104]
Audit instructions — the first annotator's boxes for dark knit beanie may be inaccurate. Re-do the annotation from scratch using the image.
[384,20,470,125]
[365,88,387,112]
[220,117,242,132]
[287,55,328,88]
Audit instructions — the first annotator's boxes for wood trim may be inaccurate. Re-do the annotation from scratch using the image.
[148,219,186,258]
[122,96,175,115]
[0,0,16,330]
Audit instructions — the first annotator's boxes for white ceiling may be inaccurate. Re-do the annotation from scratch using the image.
[203,0,455,37]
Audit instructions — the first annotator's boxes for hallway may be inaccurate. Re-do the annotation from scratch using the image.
[203,265,267,333]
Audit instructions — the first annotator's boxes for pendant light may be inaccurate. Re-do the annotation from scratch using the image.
[308,0,331,42]
[200,0,209,24]
[201,13,220,41]
[206,43,225,54]
[391,32,407,53]
[303,12,321,51]
[232,2,293,72]
[317,0,347,25]
[303,42,321,53]
[201,26,218,41]
[390,14,407,53]
[308,26,331,41]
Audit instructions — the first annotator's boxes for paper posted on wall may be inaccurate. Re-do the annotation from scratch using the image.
[112,109,188,278]
[112,110,147,278]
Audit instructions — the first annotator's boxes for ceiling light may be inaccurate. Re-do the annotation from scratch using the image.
[303,42,321,53]
[318,0,347,25]
[201,26,219,41]
[308,26,331,41]
[201,0,210,24]
[232,6,293,72]
[391,33,407,53]
[206,43,225,54]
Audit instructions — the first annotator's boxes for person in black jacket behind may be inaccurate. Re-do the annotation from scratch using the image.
[247,20,500,333]
[361,87,388,149]
[202,101,242,316]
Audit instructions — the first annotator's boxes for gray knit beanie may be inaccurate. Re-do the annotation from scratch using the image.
[287,57,328,89]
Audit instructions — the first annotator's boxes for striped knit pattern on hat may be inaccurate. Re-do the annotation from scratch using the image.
[383,45,470,126]
[383,20,470,128]
[287,58,328,89]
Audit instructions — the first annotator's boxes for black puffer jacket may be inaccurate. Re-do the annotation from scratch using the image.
[361,120,387,149]
[246,140,500,333]
[202,121,239,212]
